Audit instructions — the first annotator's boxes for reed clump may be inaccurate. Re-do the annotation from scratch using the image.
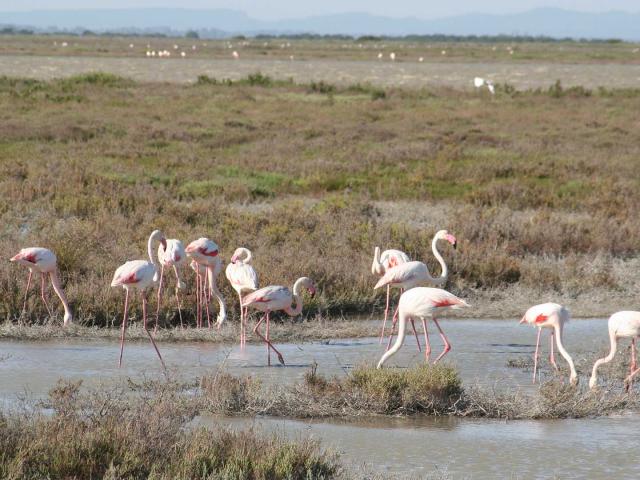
[0,380,340,480]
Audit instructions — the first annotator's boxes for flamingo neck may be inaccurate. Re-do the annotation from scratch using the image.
[554,323,577,384]
[49,270,73,326]
[431,236,448,284]
[372,246,384,276]
[207,265,226,325]
[590,326,618,388]
[148,234,159,268]
[377,310,407,368]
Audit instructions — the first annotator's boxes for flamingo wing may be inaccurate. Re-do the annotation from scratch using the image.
[374,261,422,289]
[111,260,155,287]
[380,249,410,270]
[242,285,290,308]
[227,263,259,291]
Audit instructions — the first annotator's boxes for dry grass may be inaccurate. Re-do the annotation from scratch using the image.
[198,364,638,420]
[0,379,341,480]
[1,73,639,328]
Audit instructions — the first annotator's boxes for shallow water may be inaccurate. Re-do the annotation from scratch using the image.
[3,55,640,89]
[1,318,636,478]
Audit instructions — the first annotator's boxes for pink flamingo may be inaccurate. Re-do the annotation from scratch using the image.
[520,303,577,386]
[374,230,457,350]
[10,247,73,326]
[155,238,186,331]
[589,311,640,391]
[242,277,316,366]
[185,238,226,329]
[377,287,469,368]
[110,229,166,369]
[225,247,259,348]
[371,248,410,343]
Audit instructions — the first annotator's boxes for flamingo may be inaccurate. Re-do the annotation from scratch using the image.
[589,311,640,391]
[110,229,166,369]
[225,247,259,348]
[10,247,73,326]
[371,248,410,343]
[185,238,226,329]
[155,238,186,331]
[242,277,316,366]
[374,230,457,349]
[520,303,577,386]
[377,287,469,368]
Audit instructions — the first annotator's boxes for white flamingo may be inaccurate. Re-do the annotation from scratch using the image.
[590,311,640,391]
[520,303,577,386]
[226,247,259,348]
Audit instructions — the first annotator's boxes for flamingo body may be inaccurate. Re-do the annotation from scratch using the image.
[377,287,469,368]
[111,260,157,290]
[226,247,259,347]
[186,237,225,327]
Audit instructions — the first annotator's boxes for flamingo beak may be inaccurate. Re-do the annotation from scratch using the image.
[310,287,316,298]
[231,255,237,264]
[445,234,457,249]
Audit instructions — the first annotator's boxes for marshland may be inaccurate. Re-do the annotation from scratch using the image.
[1,34,640,478]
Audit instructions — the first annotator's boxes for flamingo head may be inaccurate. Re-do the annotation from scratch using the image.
[437,230,457,249]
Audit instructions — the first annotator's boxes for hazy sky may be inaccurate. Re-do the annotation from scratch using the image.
[1,1,638,20]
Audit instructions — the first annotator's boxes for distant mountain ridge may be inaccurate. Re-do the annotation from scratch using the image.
[1,7,639,40]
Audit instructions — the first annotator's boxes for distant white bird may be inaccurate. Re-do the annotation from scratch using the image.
[441,50,446,55]
[474,77,495,95]
[418,57,424,62]
[289,55,294,61]
[61,42,68,47]
[377,52,383,59]
[232,51,239,59]
[129,43,134,48]
[173,44,178,50]
[181,51,186,57]
[389,52,396,61]
[151,51,156,57]
[146,51,151,57]
[192,45,197,50]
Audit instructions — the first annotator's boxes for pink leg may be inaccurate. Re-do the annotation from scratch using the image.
[40,273,53,318]
[549,331,559,371]
[432,317,452,364]
[21,270,33,315]
[195,272,201,328]
[203,273,211,329]
[380,285,390,344]
[155,265,165,333]
[626,338,638,392]
[421,318,431,363]
[532,328,542,384]
[410,319,422,352]
[243,307,249,346]
[266,311,271,366]
[118,289,130,368]
[253,312,285,366]
[142,292,166,370]
[238,292,244,348]
[175,289,184,330]
[386,315,397,351]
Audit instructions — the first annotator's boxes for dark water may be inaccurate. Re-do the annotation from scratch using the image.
[0,318,636,478]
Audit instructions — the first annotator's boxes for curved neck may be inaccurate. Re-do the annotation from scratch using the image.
[377,310,407,368]
[207,265,226,325]
[372,247,384,275]
[431,236,448,283]
[241,248,252,263]
[590,328,618,387]
[554,324,577,383]
[49,270,73,326]
[148,234,160,267]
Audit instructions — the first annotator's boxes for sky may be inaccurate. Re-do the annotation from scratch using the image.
[0,1,638,20]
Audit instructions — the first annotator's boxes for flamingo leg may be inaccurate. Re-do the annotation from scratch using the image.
[410,319,422,352]
[118,288,130,368]
[172,266,184,329]
[549,331,559,371]
[626,338,638,392]
[238,292,245,348]
[195,271,201,328]
[386,315,397,351]
[422,318,431,363]
[533,328,542,384]
[203,272,211,329]
[142,292,166,370]
[253,312,285,366]
[155,265,165,333]
[243,307,249,346]
[40,273,53,318]
[21,270,33,316]
[432,317,452,363]
[380,285,390,344]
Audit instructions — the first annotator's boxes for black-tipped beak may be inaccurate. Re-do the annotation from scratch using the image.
[453,242,457,250]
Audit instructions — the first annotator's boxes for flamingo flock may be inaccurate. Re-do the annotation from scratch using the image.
[8,228,640,391]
